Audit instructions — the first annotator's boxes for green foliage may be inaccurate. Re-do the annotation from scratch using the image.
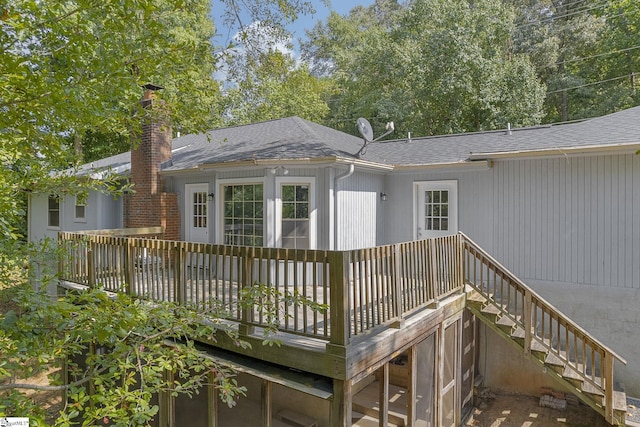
[302,0,545,137]
[0,279,240,425]
[221,41,332,125]
[0,0,325,424]
[509,0,640,122]
[0,268,326,425]
[1,0,220,242]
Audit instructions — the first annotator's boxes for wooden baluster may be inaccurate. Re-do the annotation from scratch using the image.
[524,292,532,355]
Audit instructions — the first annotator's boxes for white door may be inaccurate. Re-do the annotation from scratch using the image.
[415,181,458,240]
[185,183,209,243]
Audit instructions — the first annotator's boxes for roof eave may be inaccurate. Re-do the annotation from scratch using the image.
[468,142,640,161]
[159,156,394,175]
[392,160,493,173]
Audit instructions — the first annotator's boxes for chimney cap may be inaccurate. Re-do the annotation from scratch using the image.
[143,83,164,91]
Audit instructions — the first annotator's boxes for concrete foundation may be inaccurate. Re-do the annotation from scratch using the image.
[480,280,639,397]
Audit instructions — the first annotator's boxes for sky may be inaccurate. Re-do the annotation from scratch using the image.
[286,0,375,42]
[212,0,375,50]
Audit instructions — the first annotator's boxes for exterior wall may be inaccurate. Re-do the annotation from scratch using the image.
[382,167,493,245]
[384,153,640,394]
[482,155,640,289]
[335,170,384,250]
[171,166,362,250]
[28,191,123,242]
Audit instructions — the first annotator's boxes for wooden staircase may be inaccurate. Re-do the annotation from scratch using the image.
[461,234,628,426]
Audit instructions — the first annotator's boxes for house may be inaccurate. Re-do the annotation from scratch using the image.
[30,90,639,425]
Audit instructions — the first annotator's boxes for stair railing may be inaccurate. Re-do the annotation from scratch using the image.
[460,232,626,424]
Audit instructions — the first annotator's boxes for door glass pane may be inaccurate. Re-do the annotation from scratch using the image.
[442,388,455,427]
[424,190,449,231]
[192,191,207,228]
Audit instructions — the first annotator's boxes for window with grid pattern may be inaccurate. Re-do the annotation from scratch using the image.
[223,184,263,246]
[192,191,207,228]
[281,184,309,249]
[424,190,449,231]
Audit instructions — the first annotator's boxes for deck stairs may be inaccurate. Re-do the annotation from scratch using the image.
[462,235,628,426]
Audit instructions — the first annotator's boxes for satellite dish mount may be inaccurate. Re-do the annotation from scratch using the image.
[355,118,394,157]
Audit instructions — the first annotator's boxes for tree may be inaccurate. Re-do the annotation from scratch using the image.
[222,46,332,125]
[302,0,545,138]
[1,0,317,424]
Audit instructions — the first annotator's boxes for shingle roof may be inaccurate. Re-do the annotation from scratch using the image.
[164,117,366,171]
[77,106,640,176]
[364,105,640,166]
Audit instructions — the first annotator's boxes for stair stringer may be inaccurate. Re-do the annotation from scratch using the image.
[466,288,626,426]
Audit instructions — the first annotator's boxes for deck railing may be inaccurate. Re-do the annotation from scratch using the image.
[58,231,464,347]
[462,233,626,423]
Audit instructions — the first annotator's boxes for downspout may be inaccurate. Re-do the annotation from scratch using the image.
[333,164,354,250]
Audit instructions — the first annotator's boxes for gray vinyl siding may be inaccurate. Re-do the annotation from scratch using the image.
[485,154,640,290]
[335,171,384,250]
[28,192,122,242]
[383,153,640,290]
[171,167,333,248]
[383,169,493,246]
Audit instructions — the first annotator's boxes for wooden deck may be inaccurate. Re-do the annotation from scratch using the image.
[58,230,464,347]
[57,229,627,425]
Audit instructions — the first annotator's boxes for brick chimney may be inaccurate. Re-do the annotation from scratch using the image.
[123,85,180,240]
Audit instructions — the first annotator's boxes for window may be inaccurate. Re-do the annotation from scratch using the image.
[222,183,263,246]
[281,184,310,249]
[192,191,207,228]
[425,189,449,231]
[48,195,60,228]
[74,196,86,222]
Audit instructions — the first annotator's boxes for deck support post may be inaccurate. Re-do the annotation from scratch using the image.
[124,237,133,295]
[391,244,405,328]
[331,379,352,427]
[407,345,417,427]
[328,251,351,348]
[208,371,218,427]
[174,242,184,305]
[88,241,96,288]
[378,364,389,427]
[261,380,272,427]
[604,353,614,424]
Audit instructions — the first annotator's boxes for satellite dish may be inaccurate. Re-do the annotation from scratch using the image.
[355,117,395,157]
[356,118,374,142]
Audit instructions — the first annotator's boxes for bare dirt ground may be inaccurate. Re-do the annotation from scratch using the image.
[469,393,610,427]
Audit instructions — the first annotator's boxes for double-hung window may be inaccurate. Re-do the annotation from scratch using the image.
[48,195,60,228]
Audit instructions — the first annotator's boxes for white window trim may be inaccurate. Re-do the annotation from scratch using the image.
[275,177,317,249]
[74,195,87,223]
[413,180,458,240]
[216,178,266,245]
